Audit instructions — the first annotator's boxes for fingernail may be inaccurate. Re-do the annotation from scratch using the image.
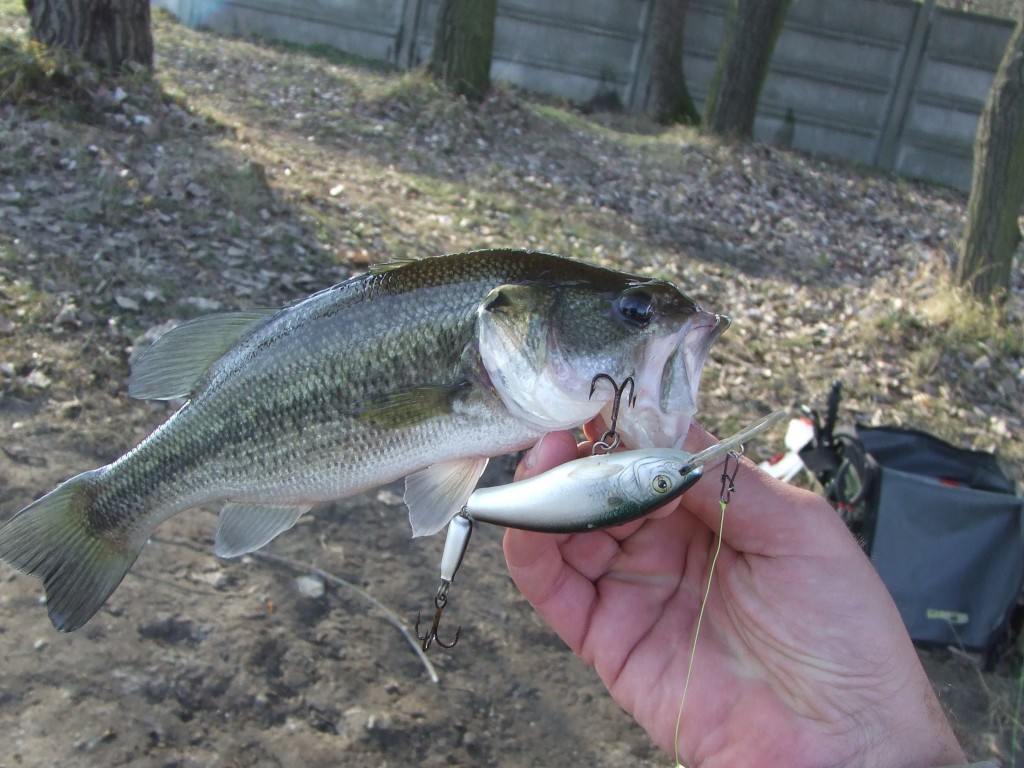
[521,440,541,473]
[519,433,552,477]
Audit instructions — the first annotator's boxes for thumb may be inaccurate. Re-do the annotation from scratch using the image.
[504,430,579,580]
[514,430,580,481]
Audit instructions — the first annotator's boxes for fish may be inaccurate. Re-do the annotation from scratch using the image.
[463,409,787,532]
[0,249,729,632]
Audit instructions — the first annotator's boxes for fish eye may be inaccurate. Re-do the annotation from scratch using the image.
[652,474,672,494]
[616,288,655,328]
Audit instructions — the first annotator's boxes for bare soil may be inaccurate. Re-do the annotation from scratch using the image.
[0,6,1022,767]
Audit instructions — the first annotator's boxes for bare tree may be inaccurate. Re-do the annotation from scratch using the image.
[25,0,152,71]
[956,8,1024,301]
[429,0,496,101]
[702,0,790,138]
[646,0,699,124]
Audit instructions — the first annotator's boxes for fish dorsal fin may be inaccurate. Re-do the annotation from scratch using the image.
[129,310,277,400]
[367,257,417,275]
[213,502,312,558]
[405,457,488,538]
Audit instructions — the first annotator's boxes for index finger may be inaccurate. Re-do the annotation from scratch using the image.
[676,422,855,558]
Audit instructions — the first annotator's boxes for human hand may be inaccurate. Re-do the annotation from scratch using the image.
[504,422,966,767]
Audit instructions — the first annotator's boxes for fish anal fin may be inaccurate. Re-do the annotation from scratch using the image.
[129,309,277,401]
[353,384,466,430]
[214,502,312,559]
[405,457,488,538]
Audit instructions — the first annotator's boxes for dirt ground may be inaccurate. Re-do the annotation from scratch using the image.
[1,5,1023,767]
[0,432,668,768]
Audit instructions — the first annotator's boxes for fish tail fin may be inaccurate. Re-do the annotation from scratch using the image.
[0,469,140,632]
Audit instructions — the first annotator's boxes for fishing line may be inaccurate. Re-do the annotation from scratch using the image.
[673,448,741,768]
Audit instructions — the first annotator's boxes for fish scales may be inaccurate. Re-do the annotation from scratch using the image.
[100,256,536,525]
[0,249,729,631]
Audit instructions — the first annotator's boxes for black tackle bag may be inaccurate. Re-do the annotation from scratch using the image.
[834,425,1024,653]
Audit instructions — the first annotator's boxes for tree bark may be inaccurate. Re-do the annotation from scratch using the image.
[956,10,1024,301]
[428,0,496,102]
[646,0,699,125]
[702,0,790,139]
[25,0,153,71]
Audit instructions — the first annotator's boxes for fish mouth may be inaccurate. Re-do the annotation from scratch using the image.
[613,310,730,449]
[666,311,730,411]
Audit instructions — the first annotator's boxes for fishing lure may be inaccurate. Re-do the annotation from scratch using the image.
[415,408,786,650]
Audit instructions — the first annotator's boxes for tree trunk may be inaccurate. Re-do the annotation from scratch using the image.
[428,0,496,102]
[646,0,699,125]
[702,0,790,138]
[956,11,1024,302]
[25,0,153,71]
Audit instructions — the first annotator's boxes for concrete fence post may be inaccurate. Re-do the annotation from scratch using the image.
[875,0,936,170]
[395,0,426,68]
[626,0,654,111]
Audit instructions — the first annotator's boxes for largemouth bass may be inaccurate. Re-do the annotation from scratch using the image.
[0,249,728,632]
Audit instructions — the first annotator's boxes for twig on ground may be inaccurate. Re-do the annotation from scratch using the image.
[149,533,440,683]
[250,549,441,684]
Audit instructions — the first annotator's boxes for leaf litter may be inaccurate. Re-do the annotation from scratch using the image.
[0,5,1022,766]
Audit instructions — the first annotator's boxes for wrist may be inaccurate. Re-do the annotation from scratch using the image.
[852,681,966,768]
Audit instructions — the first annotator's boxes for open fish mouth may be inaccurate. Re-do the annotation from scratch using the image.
[663,311,731,413]
[613,310,731,449]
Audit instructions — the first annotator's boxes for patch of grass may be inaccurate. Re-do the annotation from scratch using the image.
[530,97,709,161]
[0,36,94,107]
[373,69,472,128]
[864,259,1023,362]
[0,31,176,127]
[270,37,395,74]
[532,102,593,132]
[197,156,274,214]
[919,276,1024,359]
[908,343,942,377]
[867,304,924,341]
[0,274,54,327]
[384,69,444,103]
[0,0,24,18]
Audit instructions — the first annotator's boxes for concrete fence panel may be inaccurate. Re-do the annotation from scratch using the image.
[171,0,409,62]
[156,0,1017,191]
[891,6,1013,189]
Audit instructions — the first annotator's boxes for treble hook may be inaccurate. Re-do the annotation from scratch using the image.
[589,373,637,454]
[415,582,460,651]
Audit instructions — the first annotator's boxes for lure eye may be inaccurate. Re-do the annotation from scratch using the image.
[652,474,672,494]
[616,288,655,328]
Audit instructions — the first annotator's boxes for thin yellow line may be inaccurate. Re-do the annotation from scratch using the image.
[673,498,726,767]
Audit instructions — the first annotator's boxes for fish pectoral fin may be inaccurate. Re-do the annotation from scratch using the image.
[405,457,489,538]
[128,309,278,400]
[353,384,467,430]
[214,502,312,559]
